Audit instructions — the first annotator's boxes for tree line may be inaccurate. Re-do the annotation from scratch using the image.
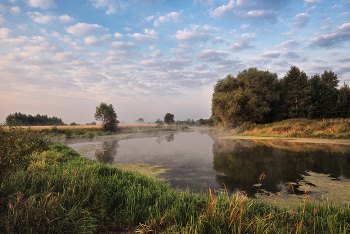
[212,66,350,126]
[5,112,65,126]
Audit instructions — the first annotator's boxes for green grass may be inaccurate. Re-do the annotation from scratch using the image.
[229,118,350,139]
[1,126,350,233]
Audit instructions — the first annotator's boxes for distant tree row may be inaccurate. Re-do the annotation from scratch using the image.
[212,66,350,126]
[5,112,65,126]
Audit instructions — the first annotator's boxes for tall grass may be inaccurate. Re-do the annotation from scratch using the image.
[1,127,350,233]
[234,118,350,139]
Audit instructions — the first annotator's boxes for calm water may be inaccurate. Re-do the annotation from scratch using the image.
[68,128,350,203]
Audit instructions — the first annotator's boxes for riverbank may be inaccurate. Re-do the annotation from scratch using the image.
[1,127,350,233]
[214,118,350,140]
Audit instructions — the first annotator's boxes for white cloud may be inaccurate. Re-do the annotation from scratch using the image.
[0,36,29,46]
[309,22,350,48]
[0,28,16,39]
[100,34,112,41]
[212,37,223,44]
[114,32,124,40]
[277,40,301,48]
[230,40,254,52]
[293,12,310,27]
[197,49,229,62]
[145,15,154,22]
[111,41,140,50]
[26,0,57,9]
[150,50,163,58]
[304,0,321,6]
[174,26,212,42]
[128,29,158,43]
[210,0,235,18]
[84,35,103,47]
[240,23,251,29]
[59,14,74,23]
[261,51,281,58]
[24,36,64,54]
[66,23,106,36]
[210,0,280,22]
[154,11,181,27]
[54,52,79,62]
[89,0,128,14]
[10,6,21,15]
[28,12,56,24]
[194,64,209,71]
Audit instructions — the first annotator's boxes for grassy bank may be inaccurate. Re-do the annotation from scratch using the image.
[1,127,350,233]
[226,118,350,139]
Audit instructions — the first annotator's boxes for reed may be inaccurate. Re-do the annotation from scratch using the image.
[1,127,350,233]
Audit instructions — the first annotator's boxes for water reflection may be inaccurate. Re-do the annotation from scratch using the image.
[155,134,175,144]
[95,140,119,164]
[213,138,350,197]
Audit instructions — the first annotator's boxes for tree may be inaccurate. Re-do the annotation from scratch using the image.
[164,113,175,125]
[211,68,280,126]
[155,118,164,126]
[279,66,310,119]
[336,83,350,118]
[94,103,119,132]
[308,71,339,118]
[135,118,145,123]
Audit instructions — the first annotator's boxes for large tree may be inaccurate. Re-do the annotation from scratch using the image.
[94,103,119,132]
[279,66,310,119]
[212,68,279,126]
[308,70,339,118]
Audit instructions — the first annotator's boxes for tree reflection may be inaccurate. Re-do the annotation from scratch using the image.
[155,134,175,143]
[95,140,119,164]
[212,138,350,197]
[164,134,174,142]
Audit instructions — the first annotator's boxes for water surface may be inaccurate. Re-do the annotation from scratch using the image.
[68,128,350,206]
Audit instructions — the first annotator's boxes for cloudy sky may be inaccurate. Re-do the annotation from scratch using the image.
[1,0,350,124]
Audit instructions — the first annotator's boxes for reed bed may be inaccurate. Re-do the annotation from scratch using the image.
[1,126,350,233]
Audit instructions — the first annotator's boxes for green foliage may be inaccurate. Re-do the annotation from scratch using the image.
[0,127,49,179]
[212,66,350,127]
[212,68,280,126]
[164,113,175,125]
[94,102,119,132]
[5,112,65,126]
[336,83,350,118]
[308,70,339,118]
[280,66,310,119]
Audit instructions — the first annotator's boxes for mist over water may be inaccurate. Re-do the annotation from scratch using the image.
[68,128,350,200]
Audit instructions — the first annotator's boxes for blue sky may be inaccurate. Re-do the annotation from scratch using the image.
[1,0,350,124]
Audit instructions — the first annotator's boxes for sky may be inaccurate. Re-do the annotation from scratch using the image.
[1,0,350,125]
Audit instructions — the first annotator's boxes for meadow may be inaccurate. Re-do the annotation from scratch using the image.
[1,126,350,233]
